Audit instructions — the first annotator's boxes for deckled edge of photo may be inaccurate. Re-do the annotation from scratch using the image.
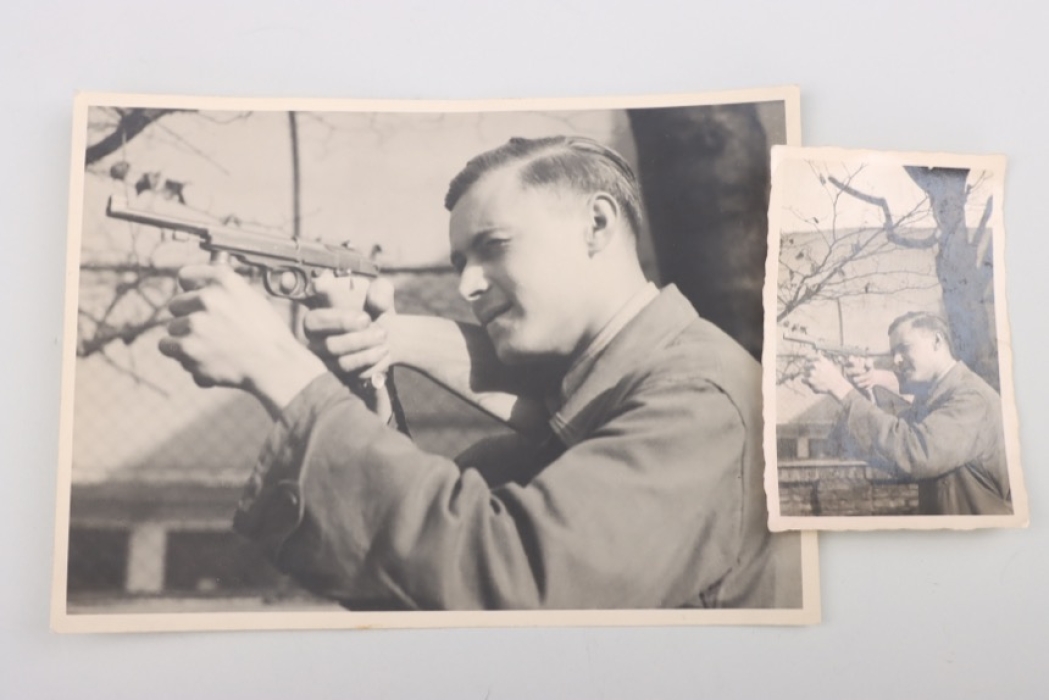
[51,87,821,633]
[763,145,1029,533]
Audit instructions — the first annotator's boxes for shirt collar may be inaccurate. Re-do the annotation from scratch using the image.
[547,284,699,446]
[920,360,962,405]
[552,282,659,409]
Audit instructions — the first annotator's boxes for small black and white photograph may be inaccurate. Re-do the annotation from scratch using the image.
[53,89,819,632]
[764,146,1027,531]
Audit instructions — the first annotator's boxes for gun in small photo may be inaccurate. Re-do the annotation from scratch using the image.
[105,196,379,300]
[782,335,895,403]
[782,334,889,361]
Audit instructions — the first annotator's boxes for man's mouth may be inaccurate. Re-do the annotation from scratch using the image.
[477,304,513,328]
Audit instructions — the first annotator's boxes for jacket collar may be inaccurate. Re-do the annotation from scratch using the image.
[919,360,965,406]
[548,285,698,445]
[555,282,659,406]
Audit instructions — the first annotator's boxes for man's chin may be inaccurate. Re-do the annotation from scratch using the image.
[492,342,530,366]
[486,330,520,364]
[489,334,550,367]
[897,377,923,396]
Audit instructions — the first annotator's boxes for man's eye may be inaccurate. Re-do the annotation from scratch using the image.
[479,238,509,257]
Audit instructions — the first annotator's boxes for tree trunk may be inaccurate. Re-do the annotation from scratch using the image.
[905,167,999,390]
[628,105,771,358]
[85,109,176,166]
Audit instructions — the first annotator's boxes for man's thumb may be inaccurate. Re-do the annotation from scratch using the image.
[365,277,396,318]
[310,272,366,310]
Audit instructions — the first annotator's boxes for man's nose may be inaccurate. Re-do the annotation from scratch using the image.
[457,262,489,301]
[893,352,903,367]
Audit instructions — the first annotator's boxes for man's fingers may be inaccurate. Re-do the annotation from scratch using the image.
[303,308,372,337]
[313,326,387,357]
[169,283,236,317]
[336,346,390,374]
[177,264,240,292]
[168,290,206,317]
[812,354,835,370]
[159,334,203,362]
[158,336,183,359]
[158,333,222,389]
[166,315,196,337]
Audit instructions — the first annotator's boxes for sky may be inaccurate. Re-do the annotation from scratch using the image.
[81,108,631,269]
[777,155,995,234]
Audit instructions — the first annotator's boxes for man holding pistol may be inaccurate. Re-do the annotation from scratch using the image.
[803,312,1011,516]
[160,136,802,610]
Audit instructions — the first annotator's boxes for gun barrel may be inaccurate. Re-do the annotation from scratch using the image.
[782,334,887,357]
[106,196,211,237]
[105,196,380,278]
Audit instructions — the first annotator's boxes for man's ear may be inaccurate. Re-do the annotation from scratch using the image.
[585,192,621,256]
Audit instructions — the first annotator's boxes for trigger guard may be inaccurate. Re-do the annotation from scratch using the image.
[263,267,309,300]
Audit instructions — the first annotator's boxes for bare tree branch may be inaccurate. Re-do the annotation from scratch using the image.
[84,108,179,166]
[152,121,231,175]
[77,314,168,357]
[96,346,170,396]
[827,175,896,236]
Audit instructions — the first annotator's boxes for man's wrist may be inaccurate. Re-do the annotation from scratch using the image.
[247,344,329,419]
[829,377,857,402]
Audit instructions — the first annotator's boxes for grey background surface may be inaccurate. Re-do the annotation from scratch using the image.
[3,2,1045,698]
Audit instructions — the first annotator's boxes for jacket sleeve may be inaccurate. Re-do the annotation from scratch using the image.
[838,386,995,480]
[233,371,747,610]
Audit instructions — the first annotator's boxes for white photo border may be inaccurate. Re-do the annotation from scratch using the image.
[54,88,819,632]
[763,145,1028,532]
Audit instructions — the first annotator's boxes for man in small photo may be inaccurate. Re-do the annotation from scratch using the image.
[804,311,1012,516]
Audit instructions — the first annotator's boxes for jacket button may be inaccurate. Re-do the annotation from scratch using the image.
[281,487,300,511]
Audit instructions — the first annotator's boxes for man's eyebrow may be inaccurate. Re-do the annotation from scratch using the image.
[449,229,502,268]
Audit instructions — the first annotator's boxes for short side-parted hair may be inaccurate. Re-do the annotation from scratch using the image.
[889,311,955,356]
[444,136,645,236]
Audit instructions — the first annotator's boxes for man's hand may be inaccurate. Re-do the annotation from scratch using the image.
[803,354,857,401]
[843,357,901,395]
[159,265,326,418]
[304,275,397,420]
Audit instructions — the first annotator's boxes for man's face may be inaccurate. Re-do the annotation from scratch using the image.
[449,167,595,365]
[889,323,943,394]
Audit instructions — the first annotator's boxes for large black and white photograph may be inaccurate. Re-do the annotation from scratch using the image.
[54,90,818,632]
[764,146,1027,531]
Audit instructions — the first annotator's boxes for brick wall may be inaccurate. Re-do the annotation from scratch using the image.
[779,463,920,517]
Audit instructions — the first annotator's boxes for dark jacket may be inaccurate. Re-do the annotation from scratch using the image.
[839,362,1011,515]
[233,285,803,609]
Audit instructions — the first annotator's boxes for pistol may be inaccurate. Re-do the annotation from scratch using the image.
[104,196,554,436]
[105,196,379,300]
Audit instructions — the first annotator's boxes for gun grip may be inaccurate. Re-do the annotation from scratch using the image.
[309,272,368,311]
